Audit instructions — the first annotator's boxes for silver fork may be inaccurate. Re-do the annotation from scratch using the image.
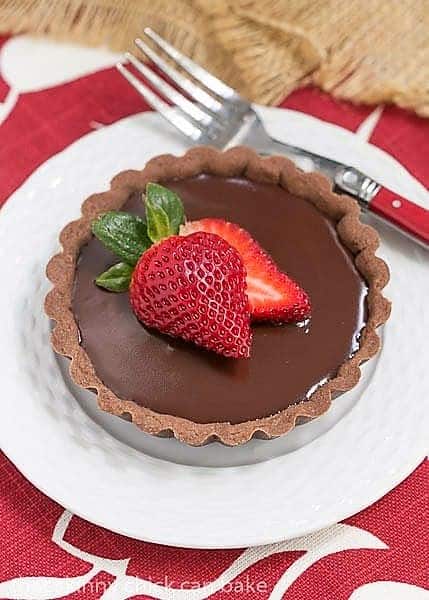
[116,28,429,249]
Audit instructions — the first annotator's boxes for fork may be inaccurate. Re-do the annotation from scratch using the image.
[117,28,429,249]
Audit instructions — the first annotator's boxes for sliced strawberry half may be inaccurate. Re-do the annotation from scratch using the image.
[180,219,311,323]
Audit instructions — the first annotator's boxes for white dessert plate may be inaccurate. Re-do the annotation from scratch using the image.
[0,107,428,548]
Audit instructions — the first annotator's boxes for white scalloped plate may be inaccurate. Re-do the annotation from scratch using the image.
[0,107,428,548]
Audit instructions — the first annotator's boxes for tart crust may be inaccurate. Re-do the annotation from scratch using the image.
[45,147,391,446]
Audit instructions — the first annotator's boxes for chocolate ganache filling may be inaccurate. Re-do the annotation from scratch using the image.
[72,175,366,424]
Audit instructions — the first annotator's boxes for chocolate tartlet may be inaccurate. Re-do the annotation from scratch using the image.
[45,147,390,446]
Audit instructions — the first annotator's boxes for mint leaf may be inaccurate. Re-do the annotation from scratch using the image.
[145,183,185,241]
[95,262,133,292]
[146,183,185,232]
[92,211,151,265]
[145,197,173,243]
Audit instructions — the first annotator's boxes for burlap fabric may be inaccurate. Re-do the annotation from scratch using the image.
[1,0,428,115]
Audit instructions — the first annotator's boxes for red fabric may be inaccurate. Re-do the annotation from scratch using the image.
[279,86,372,131]
[1,454,427,599]
[0,34,428,599]
[369,106,429,190]
[0,63,148,207]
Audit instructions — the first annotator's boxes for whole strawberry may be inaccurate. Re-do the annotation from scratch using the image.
[129,232,252,358]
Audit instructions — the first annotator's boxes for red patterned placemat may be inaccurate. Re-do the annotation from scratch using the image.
[0,34,427,600]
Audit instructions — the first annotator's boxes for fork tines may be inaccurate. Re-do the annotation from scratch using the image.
[116,27,246,144]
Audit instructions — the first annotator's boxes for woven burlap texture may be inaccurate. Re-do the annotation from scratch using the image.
[1,0,428,115]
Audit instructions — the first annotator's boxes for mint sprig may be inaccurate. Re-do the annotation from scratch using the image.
[95,262,133,292]
[92,183,186,292]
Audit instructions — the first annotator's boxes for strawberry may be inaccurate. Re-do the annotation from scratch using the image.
[180,219,311,323]
[129,231,252,358]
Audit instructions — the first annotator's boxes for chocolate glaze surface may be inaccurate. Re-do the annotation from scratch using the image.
[72,175,366,424]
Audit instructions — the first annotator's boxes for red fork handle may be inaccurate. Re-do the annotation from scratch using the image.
[369,187,429,248]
